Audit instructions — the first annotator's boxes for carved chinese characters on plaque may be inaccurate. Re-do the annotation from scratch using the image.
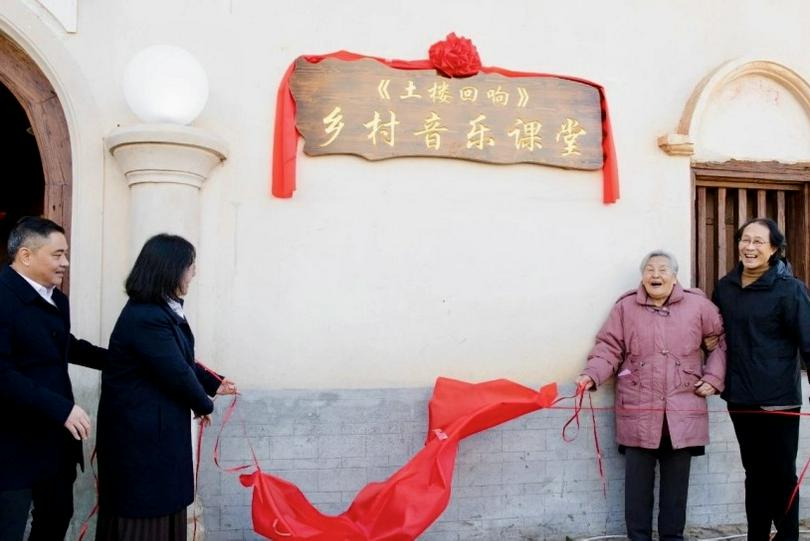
[290,58,603,170]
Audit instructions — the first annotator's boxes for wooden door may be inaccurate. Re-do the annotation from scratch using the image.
[693,161,810,299]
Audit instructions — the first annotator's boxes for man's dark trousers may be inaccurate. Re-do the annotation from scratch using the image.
[0,460,76,541]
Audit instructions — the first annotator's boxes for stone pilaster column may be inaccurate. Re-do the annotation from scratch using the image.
[106,123,227,322]
[105,123,228,264]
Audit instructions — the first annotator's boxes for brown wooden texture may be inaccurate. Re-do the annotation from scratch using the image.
[757,190,767,216]
[694,179,802,191]
[799,184,810,282]
[777,191,786,232]
[696,187,707,292]
[694,160,810,181]
[0,32,72,291]
[290,58,603,170]
[690,170,697,283]
[737,188,748,226]
[693,161,810,295]
[716,188,727,277]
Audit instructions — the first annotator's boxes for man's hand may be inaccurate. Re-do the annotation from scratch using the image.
[575,374,595,391]
[703,335,719,351]
[64,405,91,441]
[216,378,238,396]
[694,380,717,397]
[196,414,212,427]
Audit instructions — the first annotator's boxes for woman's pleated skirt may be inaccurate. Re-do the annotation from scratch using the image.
[95,508,187,541]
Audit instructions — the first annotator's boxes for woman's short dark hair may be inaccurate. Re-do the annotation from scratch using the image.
[125,234,195,303]
[734,217,786,265]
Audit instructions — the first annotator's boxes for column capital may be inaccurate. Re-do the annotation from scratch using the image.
[105,123,228,188]
[657,133,695,156]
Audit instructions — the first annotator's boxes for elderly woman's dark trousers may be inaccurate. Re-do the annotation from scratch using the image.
[624,438,692,541]
[728,404,799,541]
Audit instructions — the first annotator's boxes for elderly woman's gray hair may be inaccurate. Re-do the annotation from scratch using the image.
[639,250,679,274]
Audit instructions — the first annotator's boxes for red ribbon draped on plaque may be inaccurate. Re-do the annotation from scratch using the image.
[272,47,619,204]
[239,377,557,540]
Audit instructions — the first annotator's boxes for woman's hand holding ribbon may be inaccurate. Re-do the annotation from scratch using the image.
[217,378,238,395]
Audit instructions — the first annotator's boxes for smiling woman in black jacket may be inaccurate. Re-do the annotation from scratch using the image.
[96,234,236,541]
[712,218,810,541]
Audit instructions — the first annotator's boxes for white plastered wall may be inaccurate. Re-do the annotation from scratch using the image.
[689,60,810,163]
[3,0,810,391]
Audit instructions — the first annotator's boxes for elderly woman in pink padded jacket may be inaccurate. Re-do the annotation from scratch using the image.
[576,250,726,541]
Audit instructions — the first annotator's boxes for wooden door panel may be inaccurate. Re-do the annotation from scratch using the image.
[694,168,809,298]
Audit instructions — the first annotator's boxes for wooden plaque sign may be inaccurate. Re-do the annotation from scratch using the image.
[290,57,604,170]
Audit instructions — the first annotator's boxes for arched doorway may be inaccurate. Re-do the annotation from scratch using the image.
[0,31,72,285]
[0,81,44,263]
[660,58,810,296]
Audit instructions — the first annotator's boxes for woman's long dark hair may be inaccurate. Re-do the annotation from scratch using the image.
[125,234,195,303]
[734,217,786,266]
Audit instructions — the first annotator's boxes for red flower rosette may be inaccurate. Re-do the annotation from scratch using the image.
[428,32,481,77]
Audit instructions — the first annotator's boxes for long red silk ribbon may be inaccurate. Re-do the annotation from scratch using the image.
[76,449,98,541]
[272,51,619,204]
[558,385,606,497]
[237,377,557,540]
[203,378,809,541]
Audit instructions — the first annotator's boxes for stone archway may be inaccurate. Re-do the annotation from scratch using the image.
[658,58,810,157]
[0,31,72,286]
[659,58,810,290]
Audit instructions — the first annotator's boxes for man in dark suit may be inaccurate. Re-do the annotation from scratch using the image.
[0,217,105,540]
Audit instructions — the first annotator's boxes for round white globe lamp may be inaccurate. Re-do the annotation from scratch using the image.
[123,45,209,125]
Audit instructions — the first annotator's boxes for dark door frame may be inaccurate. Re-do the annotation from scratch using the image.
[0,31,72,288]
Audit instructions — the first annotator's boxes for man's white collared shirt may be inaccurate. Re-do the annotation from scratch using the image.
[17,271,57,307]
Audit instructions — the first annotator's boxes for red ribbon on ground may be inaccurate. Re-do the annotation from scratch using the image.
[237,377,557,540]
[76,449,98,541]
[194,361,240,541]
[271,50,619,204]
[203,377,807,541]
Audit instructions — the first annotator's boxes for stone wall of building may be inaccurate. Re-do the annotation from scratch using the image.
[199,382,810,540]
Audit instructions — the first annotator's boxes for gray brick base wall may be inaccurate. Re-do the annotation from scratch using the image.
[198,382,810,541]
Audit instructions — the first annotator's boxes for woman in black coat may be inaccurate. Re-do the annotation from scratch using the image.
[96,234,237,540]
[713,218,810,541]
